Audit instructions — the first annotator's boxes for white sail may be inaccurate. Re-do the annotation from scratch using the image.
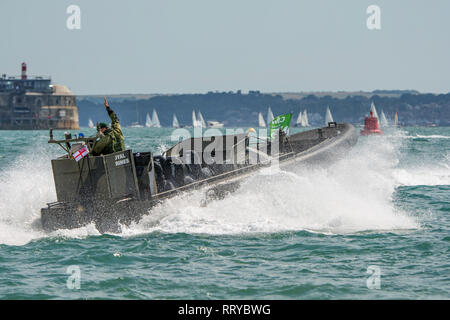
[198,111,207,128]
[370,102,379,119]
[192,110,199,127]
[300,112,306,127]
[258,112,266,127]
[145,113,153,127]
[267,107,274,125]
[303,110,309,126]
[172,114,180,128]
[380,110,388,127]
[152,109,161,128]
[88,118,94,128]
[325,106,334,125]
[296,111,303,126]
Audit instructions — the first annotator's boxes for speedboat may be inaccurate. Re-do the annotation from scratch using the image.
[40,122,358,233]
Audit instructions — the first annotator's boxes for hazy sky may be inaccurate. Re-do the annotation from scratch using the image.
[1,0,449,95]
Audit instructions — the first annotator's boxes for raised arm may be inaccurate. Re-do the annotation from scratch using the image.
[104,97,123,135]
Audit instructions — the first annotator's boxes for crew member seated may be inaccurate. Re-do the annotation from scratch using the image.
[92,97,125,156]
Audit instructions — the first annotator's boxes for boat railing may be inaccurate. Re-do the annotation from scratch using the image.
[48,129,97,155]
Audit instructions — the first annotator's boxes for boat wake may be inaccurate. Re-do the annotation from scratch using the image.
[121,131,421,236]
[0,151,54,246]
[1,128,447,245]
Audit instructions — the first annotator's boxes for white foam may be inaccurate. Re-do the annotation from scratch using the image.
[122,133,420,236]
[392,146,450,186]
[392,167,450,186]
[406,134,450,139]
[48,223,102,239]
[0,151,55,246]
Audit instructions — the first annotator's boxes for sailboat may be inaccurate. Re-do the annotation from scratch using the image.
[394,112,398,127]
[370,102,379,120]
[129,122,144,128]
[192,110,200,128]
[152,109,161,128]
[258,112,266,127]
[296,111,303,127]
[325,106,334,125]
[380,110,389,127]
[129,105,144,128]
[172,114,180,128]
[88,118,94,128]
[197,111,207,128]
[267,107,274,125]
[145,113,153,128]
[300,113,307,126]
[303,110,310,127]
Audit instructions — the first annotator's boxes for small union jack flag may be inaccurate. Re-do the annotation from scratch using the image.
[73,145,89,162]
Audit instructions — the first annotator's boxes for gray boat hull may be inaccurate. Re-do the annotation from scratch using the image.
[40,123,358,233]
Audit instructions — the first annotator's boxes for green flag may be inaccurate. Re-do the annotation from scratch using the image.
[269,113,292,140]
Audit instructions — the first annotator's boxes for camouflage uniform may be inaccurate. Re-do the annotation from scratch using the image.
[92,107,125,155]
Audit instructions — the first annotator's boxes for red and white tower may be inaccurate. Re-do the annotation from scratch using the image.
[21,62,27,80]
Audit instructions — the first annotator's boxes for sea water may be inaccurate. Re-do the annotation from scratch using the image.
[0,126,449,299]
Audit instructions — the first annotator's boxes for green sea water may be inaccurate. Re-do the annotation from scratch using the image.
[0,126,449,299]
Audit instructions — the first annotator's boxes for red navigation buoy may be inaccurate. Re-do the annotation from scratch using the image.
[360,111,383,136]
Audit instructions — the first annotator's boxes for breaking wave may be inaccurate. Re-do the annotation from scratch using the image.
[0,151,102,246]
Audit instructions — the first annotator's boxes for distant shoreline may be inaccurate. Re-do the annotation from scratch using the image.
[76,90,449,127]
[77,90,424,102]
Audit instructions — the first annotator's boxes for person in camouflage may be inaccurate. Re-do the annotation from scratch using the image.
[92,97,125,156]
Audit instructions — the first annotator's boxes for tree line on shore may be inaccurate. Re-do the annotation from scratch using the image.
[77,91,450,127]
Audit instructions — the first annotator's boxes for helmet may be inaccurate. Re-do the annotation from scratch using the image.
[97,122,108,131]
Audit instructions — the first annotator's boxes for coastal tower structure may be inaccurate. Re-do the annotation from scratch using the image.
[0,63,79,130]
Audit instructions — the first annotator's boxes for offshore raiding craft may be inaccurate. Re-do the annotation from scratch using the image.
[40,122,358,233]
